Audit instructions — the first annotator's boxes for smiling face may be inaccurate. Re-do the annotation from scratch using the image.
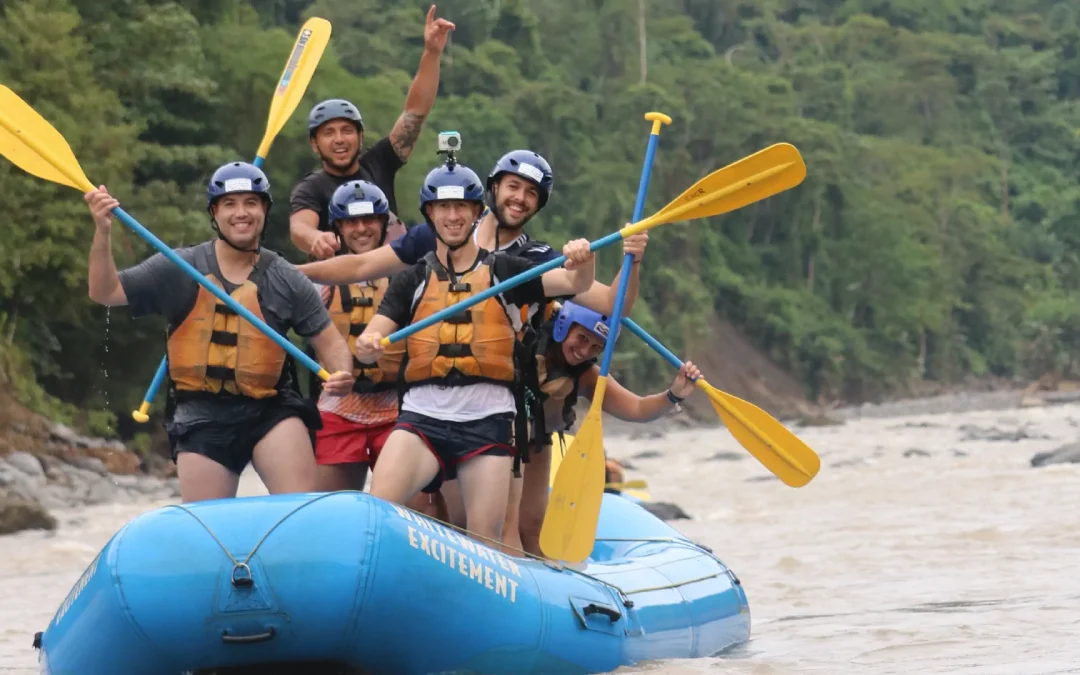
[426,200,483,248]
[336,214,385,254]
[493,174,540,229]
[560,324,606,366]
[310,119,362,173]
[211,193,267,249]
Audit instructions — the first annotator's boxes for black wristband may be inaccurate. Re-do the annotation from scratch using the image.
[666,388,684,404]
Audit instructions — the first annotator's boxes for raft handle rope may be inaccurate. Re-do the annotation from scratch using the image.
[164,491,343,587]
[163,495,730,605]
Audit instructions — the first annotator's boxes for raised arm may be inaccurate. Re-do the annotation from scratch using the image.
[85,186,129,306]
[540,238,596,299]
[388,5,455,162]
[570,232,647,315]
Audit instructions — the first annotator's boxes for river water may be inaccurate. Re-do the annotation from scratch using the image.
[2,397,1078,674]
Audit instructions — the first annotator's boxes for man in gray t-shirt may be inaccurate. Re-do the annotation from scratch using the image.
[83,161,355,503]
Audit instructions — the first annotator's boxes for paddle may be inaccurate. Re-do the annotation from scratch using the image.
[550,433,651,497]
[539,112,671,562]
[131,17,332,423]
[605,480,648,490]
[620,317,820,487]
[378,142,807,348]
[0,83,334,387]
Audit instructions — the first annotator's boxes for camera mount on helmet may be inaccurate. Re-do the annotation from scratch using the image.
[437,130,462,169]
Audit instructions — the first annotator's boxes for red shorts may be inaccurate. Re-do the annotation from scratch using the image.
[314,412,395,466]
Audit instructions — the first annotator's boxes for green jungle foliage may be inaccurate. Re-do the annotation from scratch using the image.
[2,0,1079,436]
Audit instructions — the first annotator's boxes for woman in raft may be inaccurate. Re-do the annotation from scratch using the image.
[506,300,700,555]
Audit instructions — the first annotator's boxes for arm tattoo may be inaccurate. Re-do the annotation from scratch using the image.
[390,111,425,161]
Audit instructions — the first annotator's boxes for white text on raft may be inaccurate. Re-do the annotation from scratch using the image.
[392,504,521,603]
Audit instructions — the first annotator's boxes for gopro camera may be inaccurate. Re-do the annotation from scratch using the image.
[438,131,462,153]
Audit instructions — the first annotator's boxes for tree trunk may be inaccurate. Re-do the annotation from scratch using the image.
[638,0,647,84]
[807,190,822,293]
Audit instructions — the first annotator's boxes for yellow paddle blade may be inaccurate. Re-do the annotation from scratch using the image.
[606,480,648,490]
[621,143,806,238]
[0,85,94,192]
[255,17,332,160]
[700,379,820,487]
[540,385,608,562]
[548,432,575,489]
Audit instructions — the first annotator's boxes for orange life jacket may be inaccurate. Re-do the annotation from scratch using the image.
[324,282,404,393]
[403,251,518,388]
[167,250,285,399]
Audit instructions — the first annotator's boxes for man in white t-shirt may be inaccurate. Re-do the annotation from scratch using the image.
[355,161,595,544]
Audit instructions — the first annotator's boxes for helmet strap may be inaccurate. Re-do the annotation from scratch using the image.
[212,221,261,255]
[208,203,264,256]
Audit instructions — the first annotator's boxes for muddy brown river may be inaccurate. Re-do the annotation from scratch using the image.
[2,398,1078,674]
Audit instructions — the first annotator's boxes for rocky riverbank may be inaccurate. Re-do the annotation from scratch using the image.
[0,389,179,535]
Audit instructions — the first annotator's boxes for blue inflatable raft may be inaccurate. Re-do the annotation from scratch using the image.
[34,492,750,674]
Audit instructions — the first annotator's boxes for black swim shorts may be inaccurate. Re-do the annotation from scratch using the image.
[394,410,516,492]
[166,393,321,475]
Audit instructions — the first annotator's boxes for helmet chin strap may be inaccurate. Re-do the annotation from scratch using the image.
[427,216,478,283]
[209,207,264,256]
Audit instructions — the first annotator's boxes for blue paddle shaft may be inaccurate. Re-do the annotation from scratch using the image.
[596,130,661,376]
[142,358,169,404]
[620,317,682,368]
[384,230,626,344]
[111,205,323,376]
[138,154,273,407]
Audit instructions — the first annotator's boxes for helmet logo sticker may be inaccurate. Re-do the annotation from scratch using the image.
[517,163,544,183]
[436,185,465,200]
[223,178,253,192]
[347,201,374,216]
[593,321,610,339]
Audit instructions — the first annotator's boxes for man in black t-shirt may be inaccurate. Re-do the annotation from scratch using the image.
[289,5,455,260]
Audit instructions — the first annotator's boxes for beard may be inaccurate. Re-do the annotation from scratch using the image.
[495,201,533,231]
[319,145,362,173]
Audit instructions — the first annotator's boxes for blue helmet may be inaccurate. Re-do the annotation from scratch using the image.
[206,162,272,212]
[487,150,554,209]
[329,180,390,223]
[419,163,485,221]
[329,180,391,247]
[552,301,611,343]
[308,98,364,136]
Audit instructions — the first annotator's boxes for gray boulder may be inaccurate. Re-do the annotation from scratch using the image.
[1031,442,1080,468]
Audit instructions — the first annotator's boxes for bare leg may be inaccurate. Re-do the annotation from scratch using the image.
[251,417,317,494]
[368,429,440,504]
[502,474,524,555]
[439,479,467,528]
[176,452,240,502]
[456,455,514,544]
[518,444,551,556]
[315,462,369,492]
[405,491,440,518]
